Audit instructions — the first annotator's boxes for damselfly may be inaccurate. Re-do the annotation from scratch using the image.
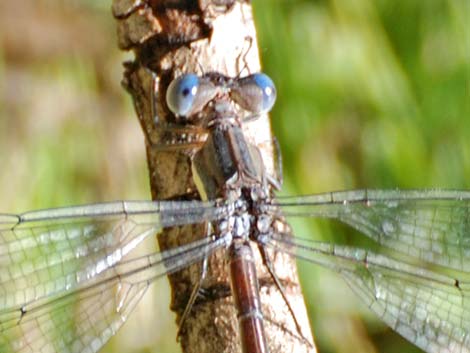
[1,73,468,353]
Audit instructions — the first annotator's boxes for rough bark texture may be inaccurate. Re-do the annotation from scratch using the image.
[112,1,316,352]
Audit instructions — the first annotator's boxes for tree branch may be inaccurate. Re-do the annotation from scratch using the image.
[112,1,316,352]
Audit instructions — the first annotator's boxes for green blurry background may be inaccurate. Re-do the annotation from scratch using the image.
[0,1,468,352]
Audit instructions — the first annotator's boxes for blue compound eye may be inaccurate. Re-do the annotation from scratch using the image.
[166,74,200,116]
[231,73,277,114]
[251,73,277,113]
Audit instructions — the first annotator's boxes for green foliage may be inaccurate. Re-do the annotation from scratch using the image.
[253,1,468,352]
[255,0,468,191]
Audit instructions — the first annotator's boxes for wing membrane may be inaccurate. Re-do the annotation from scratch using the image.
[272,189,470,270]
[0,200,226,311]
[1,280,148,353]
[266,233,470,353]
[0,200,229,352]
[0,224,228,353]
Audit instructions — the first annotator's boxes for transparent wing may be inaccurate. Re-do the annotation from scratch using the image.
[0,200,229,353]
[267,189,470,353]
[272,189,470,270]
[265,234,470,353]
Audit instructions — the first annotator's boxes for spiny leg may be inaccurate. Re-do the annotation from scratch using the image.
[258,243,313,348]
[176,250,210,340]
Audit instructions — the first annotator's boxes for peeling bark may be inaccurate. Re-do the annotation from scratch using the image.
[112,1,316,352]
